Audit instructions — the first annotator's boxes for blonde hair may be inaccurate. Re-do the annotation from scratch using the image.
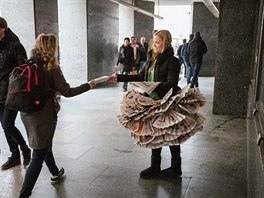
[151,30,172,61]
[32,33,60,71]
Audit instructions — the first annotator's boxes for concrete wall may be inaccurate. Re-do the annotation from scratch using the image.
[134,0,154,42]
[0,0,35,56]
[87,0,119,80]
[192,2,219,77]
[213,0,256,115]
[58,0,87,82]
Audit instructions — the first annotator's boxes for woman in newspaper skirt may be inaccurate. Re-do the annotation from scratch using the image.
[110,30,206,179]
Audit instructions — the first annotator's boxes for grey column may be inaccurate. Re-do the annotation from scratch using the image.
[134,0,155,41]
[33,0,59,38]
[87,0,119,80]
[213,0,257,115]
[192,2,219,77]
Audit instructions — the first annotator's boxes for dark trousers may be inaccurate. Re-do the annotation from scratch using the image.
[0,103,28,158]
[20,146,58,198]
[190,63,202,87]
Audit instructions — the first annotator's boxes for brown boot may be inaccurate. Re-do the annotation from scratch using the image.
[140,155,161,179]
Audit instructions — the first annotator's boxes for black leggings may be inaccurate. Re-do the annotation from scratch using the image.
[151,145,181,160]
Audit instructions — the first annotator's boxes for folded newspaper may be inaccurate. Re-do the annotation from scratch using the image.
[130,82,161,94]
[93,76,111,84]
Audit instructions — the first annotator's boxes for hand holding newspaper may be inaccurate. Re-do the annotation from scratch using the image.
[93,76,111,84]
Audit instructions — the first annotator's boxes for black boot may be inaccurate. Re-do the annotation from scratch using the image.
[159,157,182,178]
[140,155,161,179]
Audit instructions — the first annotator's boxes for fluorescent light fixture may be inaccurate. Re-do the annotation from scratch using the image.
[109,0,164,20]
[202,0,219,18]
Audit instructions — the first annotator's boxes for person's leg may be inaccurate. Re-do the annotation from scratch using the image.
[19,147,49,198]
[185,61,192,84]
[140,147,162,179]
[1,106,31,169]
[160,145,182,178]
[190,63,201,88]
[44,147,64,184]
[122,71,128,91]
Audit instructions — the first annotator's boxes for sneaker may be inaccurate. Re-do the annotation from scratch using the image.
[22,149,31,167]
[1,157,21,170]
[51,167,65,184]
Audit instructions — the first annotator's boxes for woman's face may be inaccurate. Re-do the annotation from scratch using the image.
[153,35,163,53]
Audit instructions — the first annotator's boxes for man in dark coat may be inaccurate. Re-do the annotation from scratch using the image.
[181,33,194,84]
[187,31,207,88]
[116,37,134,91]
[0,17,31,170]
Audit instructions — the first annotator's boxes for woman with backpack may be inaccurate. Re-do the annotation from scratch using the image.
[19,33,95,198]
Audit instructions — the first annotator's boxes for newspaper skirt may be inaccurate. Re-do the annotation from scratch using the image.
[117,83,206,149]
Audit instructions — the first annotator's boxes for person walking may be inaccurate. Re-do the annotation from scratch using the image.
[187,31,207,88]
[115,37,134,92]
[19,33,96,198]
[177,38,186,77]
[0,17,31,170]
[181,34,194,84]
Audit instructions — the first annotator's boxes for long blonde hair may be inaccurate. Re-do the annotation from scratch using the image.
[32,33,60,71]
[151,30,172,61]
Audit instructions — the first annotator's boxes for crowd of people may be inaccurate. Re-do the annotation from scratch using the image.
[0,15,207,197]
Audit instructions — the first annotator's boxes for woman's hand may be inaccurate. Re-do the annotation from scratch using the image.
[88,80,96,89]
[108,73,117,82]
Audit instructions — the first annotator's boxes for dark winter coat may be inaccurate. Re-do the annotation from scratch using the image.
[116,44,134,73]
[187,36,207,64]
[117,47,181,98]
[21,53,91,149]
[0,28,27,103]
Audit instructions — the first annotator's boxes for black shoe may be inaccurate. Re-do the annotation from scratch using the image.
[159,167,182,179]
[140,166,161,179]
[22,149,31,167]
[1,157,21,170]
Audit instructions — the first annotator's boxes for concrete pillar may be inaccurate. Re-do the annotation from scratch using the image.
[134,0,155,42]
[213,0,257,115]
[87,0,119,80]
[58,0,87,82]
[33,0,59,38]
[192,2,219,77]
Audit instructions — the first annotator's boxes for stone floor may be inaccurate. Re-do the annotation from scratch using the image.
[0,77,247,198]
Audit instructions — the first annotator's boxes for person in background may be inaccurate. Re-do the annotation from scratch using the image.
[187,31,207,88]
[130,36,142,74]
[177,38,186,77]
[0,17,31,170]
[139,36,148,72]
[181,34,194,84]
[110,30,182,179]
[115,37,134,92]
[19,33,96,198]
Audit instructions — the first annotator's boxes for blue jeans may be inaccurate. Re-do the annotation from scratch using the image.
[19,146,59,198]
[0,103,28,158]
[184,60,192,84]
[190,63,201,87]
[122,71,128,90]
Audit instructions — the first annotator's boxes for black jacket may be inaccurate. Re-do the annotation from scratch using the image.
[0,28,27,103]
[117,47,181,98]
[116,44,134,73]
[187,36,207,64]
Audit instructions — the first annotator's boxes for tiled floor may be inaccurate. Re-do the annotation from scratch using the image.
[0,77,247,198]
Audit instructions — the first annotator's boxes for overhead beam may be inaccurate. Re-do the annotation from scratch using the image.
[202,0,219,18]
[109,0,164,20]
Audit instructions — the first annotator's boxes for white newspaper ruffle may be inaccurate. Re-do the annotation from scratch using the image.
[117,82,206,149]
